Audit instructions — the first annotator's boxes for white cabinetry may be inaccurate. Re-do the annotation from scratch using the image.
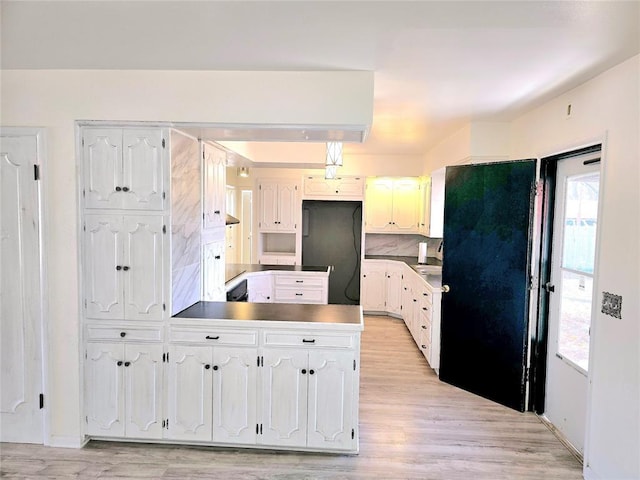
[257,180,298,232]
[260,332,357,451]
[167,328,258,445]
[202,143,226,229]
[365,177,420,233]
[247,274,273,303]
[303,176,364,199]
[273,274,328,304]
[202,237,226,301]
[85,338,163,439]
[418,176,432,236]
[361,261,403,315]
[429,168,445,238]
[84,214,166,321]
[82,128,167,211]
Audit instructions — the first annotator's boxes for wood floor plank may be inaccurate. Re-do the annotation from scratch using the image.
[0,315,583,479]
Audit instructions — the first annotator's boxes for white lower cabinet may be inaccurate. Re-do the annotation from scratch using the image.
[361,262,387,311]
[247,274,273,303]
[85,342,163,439]
[166,344,257,445]
[260,348,356,451]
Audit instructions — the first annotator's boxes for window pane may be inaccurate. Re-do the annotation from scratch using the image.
[562,172,599,273]
[558,270,592,371]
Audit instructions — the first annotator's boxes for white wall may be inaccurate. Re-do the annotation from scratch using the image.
[0,69,373,444]
[509,55,639,480]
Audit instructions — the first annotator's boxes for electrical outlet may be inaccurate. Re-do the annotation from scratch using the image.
[601,291,622,319]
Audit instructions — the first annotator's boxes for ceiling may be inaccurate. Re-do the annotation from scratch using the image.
[2,1,639,158]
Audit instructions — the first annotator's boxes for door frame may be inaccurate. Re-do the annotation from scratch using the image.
[529,141,605,416]
[0,127,50,444]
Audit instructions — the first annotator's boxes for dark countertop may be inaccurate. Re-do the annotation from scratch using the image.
[174,301,363,326]
[364,255,442,266]
[226,263,330,284]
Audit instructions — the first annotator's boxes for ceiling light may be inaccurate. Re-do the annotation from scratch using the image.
[325,165,338,180]
[237,167,250,178]
[326,141,343,166]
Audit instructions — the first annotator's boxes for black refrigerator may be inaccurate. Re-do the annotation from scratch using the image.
[301,200,362,305]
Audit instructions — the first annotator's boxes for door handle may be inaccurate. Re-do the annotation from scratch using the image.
[441,285,450,293]
[544,283,555,293]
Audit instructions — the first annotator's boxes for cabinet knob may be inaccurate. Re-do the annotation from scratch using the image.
[421,345,427,349]
[214,210,220,214]
[124,361,130,367]
[422,307,428,311]
[122,266,130,271]
[204,364,211,370]
[214,255,221,260]
[213,365,218,371]
[335,190,339,194]
[309,369,315,375]
[116,265,122,271]
[122,187,129,192]
[422,325,427,329]
[117,361,123,366]
[115,186,122,192]
[120,331,126,337]
[301,369,307,375]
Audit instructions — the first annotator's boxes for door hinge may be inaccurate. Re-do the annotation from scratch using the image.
[353,359,356,371]
[162,352,166,362]
[85,415,88,424]
[257,356,260,367]
[82,138,85,147]
[163,303,166,311]
[162,419,166,428]
[166,351,169,362]
[162,138,166,149]
[163,225,166,234]
[39,393,44,409]
[534,180,543,197]
[34,164,40,181]
[82,189,86,198]
[351,428,355,439]
[162,191,166,200]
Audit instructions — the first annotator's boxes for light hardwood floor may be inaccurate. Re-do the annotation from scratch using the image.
[1,315,583,479]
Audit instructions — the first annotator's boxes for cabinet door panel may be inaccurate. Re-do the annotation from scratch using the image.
[307,351,355,450]
[276,183,297,231]
[123,216,165,320]
[85,343,125,437]
[121,129,165,211]
[202,239,225,301]
[167,346,212,441]
[83,129,122,209]
[203,143,226,229]
[260,349,307,447]
[365,179,393,232]
[212,347,257,445]
[386,267,404,316]
[361,263,386,311]
[84,215,124,319]
[392,179,420,232]
[258,182,279,230]
[124,344,163,439]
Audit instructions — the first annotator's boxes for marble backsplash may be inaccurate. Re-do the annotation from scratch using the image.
[365,234,443,260]
[171,131,202,315]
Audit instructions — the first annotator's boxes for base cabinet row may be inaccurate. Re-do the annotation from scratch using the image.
[85,334,358,452]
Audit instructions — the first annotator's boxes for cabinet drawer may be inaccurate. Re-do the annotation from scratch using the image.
[86,325,163,342]
[274,287,325,304]
[263,331,355,349]
[419,288,433,306]
[169,327,258,346]
[419,302,433,322]
[274,275,326,288]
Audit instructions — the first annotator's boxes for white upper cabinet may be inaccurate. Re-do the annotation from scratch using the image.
[84,214,166,321]
[303,176,364,199]
[365,177,420,233]
[257,180,299,232]
[429,168,446,238]
[418,177,432,236]
[83,128,167,211]
[202,143,226,229]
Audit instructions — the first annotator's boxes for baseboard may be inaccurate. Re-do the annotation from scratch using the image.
[48,435,86,448]
[538,414,584,463]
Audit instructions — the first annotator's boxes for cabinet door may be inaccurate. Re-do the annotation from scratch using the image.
[203,143,226,229]
[123,344,164,439]
[212,347,257,445]
[307,350,356,451]
[247,275,273,303]
[419,177,432,236]
[303,176,334,197]
[123,215,165,321]
[84,215,125,320]
[83,128,123,209]
[257,181,279,231]
[166,346,213,441]
[121,129,165,211]
[203,239,225,301]
[276,182,298,231]
[365,178,393,232]
[392,178,420,232]
[386,266,404,316]
[85,343,125,437]
[361,262,386,311]
[260,349,308,447]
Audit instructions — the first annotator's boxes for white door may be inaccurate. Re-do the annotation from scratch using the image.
[123,344,164,439]
[0,131,45,443]
[121,129,165,211]
[545,154,601,454]
[212,347,257,445]
[260,349,308,447]
[167,345,212,441]
[307,350,355,451]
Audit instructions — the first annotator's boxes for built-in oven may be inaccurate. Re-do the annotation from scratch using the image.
[226,279,248,302]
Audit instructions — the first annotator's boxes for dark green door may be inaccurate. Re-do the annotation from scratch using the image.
[439,160,536,412]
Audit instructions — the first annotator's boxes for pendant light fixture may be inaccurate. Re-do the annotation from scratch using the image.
[237,166,250,178]
[325,165,338,180]
[326,141,343,166]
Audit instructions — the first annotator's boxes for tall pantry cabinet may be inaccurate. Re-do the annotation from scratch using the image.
[81,127,169,438]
